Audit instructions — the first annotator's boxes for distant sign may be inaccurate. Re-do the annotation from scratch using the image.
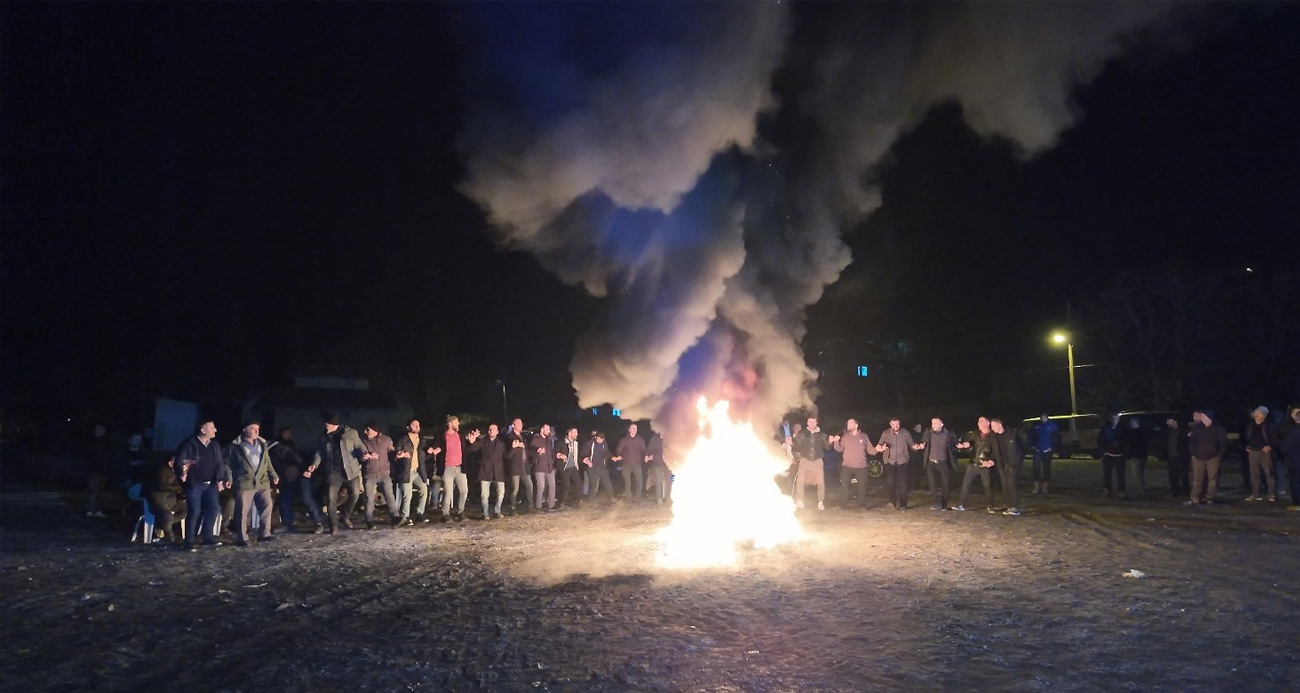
[612,408,622,417]
[856,366,869,377]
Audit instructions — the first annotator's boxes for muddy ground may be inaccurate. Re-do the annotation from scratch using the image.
[1,459,1297,692]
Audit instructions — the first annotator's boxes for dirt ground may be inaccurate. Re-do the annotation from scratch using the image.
[1,459,1297,693]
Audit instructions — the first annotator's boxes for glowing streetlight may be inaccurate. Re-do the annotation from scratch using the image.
[1051,331,1079,446]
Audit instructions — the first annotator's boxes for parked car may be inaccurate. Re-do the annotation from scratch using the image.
[1019,411,1182,458]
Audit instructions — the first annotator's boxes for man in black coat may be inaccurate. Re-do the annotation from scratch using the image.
[583,431,615,504]
[174,419,230,551]
[467,423,508,519]
[612,423,648,502]
[504,418,534,512]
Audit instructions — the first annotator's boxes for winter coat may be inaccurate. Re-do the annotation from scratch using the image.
[268,439,303,484]
[791,428,832,461]
[311,426,366,480]
[919,428,959,468]
[877,428,915,465]
[227,436,280,492]
[361,434,394,479]
[529,433,556,474]
[468,435,509,483]
[505,428,530,476]
[992,430,1026,470]
[614,435,647,470]
[174,435,227,488]
[1188,422,1229,460]
[392,431,434,484]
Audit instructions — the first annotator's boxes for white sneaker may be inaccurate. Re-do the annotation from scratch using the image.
[817,502,825,510]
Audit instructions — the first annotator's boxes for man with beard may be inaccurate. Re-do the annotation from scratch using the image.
[834,419,874,509]
[505,418,534,512]
[644,430,670,505]
[226,421,280,546]
[790,416,839,511]
[360,423,399,529]
[612,423,647,502]
[466,423,508,519]
[440,416,469,522]
[556,426,585,509]
[990,418,1026,516]
[954,417,994,512]
[877,418,916,510]
[394,418,439,526]
[1186,409,1229,506]
[530,424,558,511]
[269,427,325,534]
[913,417,960,510]
[305,413,367,534]
[583,430,615,504]
[175,419,229,551]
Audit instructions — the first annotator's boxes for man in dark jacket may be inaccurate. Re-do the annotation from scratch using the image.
[467,423,508,519]
[583,431,615,504]
[175,419,229,551]
[1098,414,1128,499]
[1126,417,1151,495]
[877,418,916,510]
[1243,406,1278,502]
[1186,408,1229,505]
[790,416,839,511]
[360,423,399,529]
[1028,414,1060,495]
[555,426,586,509]
[612,423,647,502]
[393,418,439,525]
[504,418,534,512]
[1281,406,1300,510]
[914,418,959,510]
[530,424,558,511]
[145,455,186,543]
[990,419,1026,515]
[226,422,280,546]
[269,427,324,533]
[644,431,670,505]
[305,413,367,533]
[1161,417,1190,499]
[954,417,994,512]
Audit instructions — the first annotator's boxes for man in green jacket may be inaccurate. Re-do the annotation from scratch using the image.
[306,413,367,534]
[227,421,280,546]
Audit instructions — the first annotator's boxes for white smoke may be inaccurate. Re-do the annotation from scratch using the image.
[457,2,1179,452]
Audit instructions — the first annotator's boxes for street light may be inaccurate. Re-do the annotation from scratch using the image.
[1051,331,1079,447]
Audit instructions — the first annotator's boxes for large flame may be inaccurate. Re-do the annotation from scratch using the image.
[656,397,804,568]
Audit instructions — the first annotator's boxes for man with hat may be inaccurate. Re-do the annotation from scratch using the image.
[226,421,280,546]
[1185,409,1229,505]
[360,422,400,529]
[1244,406,1278,502]
[305,413,367,533]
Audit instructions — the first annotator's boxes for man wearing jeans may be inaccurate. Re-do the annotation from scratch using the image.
[530,424,558,511]
[269,427,324,534]
[440,416,469,521]
[466,423,508,519]
[175,420,228,551]
[359,423,399,529]
[1028,414,1059,495]
[1186,409,1229,506]
[394,418,438,526]
[915,418,959,510]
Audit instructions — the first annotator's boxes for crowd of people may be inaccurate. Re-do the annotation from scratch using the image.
[97,403,1300,551]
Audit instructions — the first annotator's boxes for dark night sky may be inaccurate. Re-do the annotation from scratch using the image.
[2,3,1298,426]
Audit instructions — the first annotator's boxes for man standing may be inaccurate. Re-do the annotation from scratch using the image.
[393,418,439,526]
[504,419,534,512]
[612,423,647,502]
[834,419,874,510]
[269,427,324,534]
[440,416,469,522]
[914,418,959,510]
[466,423,508,519]
[990,419,1025,516]
[1244,406,1278,502]
[583,431,615,504]
[1028,414,1059,495]
[175,419,228,551]
[790,416,838,510]
[305,413,366,534]
[644,430,670,505]
[954,417,994,512]
[1281,406,1300,511]
[1126,417,1150,496]
[360,423,399,529]
[1161,417,1190,499]
[556,427,584,509]
[1186,409,1229,505]
[877,418,916,510]
[226,421,280,546]
[530,424,558,511]
[1098,414,1128,499]
[83,423,112,518]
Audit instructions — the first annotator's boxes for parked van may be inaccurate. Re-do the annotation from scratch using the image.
[1019,411,1181,458]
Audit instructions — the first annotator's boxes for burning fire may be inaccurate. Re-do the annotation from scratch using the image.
[656,397,804,568]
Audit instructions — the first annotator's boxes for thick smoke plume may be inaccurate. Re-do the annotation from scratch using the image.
[458,2,1176,454]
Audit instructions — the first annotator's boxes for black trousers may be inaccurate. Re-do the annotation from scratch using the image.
[622,463,643,500]
[1101,454,1127,492]
[840,466,869,507]
[884,464,910,508]
[959,465,994,508]
[327,470,361,528]
[559,466,583,506]
[926,461,951,508]
[999,464,1020,510]
[587,465,615,502]
[1167,454,1190,496]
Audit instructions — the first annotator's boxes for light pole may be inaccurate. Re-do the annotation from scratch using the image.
[493,379,508,423]
[1051,331,1079,447]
